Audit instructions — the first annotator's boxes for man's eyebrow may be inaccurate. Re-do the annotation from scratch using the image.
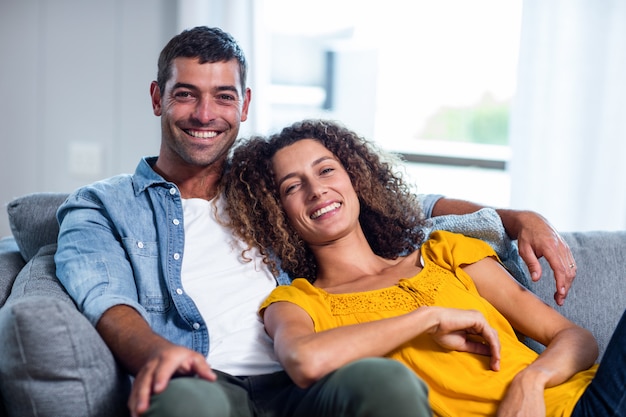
[215,85,239,93]
[170,83,240,96]
[171,82,197,91]
[214,85,241,98]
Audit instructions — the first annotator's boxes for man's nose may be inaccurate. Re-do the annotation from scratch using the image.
[193,98,215,124]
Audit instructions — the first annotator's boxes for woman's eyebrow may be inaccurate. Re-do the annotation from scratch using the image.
[311,155,334,166]
[276,155,335,187]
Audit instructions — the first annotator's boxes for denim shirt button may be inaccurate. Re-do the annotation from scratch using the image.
[173,218,180,226]
[173,253,180,260]
[137,241,144,249]
[176,288,183,295]
[192,323,200,330]
[169,188,177,195]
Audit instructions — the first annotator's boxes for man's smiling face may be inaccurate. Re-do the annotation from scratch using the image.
[152,57,250,171]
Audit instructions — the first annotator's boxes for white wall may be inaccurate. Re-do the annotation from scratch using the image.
[0,0,178,237]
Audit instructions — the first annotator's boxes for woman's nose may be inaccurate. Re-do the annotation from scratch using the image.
[308,181,327,200]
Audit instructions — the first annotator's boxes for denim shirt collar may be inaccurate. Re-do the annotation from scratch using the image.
[133,156,172,195]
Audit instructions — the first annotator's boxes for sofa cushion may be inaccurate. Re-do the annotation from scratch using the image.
[7,192,69,262]
[0,243,131,417]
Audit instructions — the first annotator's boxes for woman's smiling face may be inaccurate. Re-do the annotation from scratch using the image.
[272,139,361,246]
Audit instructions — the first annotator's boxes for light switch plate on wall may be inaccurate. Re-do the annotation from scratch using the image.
[68,142,103,178]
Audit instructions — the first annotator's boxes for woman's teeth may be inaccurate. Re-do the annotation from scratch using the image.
[311,202,341,219]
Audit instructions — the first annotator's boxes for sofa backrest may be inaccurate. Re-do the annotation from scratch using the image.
[3,192,626,359]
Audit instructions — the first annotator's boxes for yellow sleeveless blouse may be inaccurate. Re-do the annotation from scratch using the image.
[260,231,597,417]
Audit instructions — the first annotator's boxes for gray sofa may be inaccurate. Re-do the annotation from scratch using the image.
[0,192,625,417]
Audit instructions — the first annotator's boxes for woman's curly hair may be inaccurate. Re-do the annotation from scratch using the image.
[222,119,426,282]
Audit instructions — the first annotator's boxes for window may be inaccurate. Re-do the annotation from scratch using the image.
[259,0,522,206]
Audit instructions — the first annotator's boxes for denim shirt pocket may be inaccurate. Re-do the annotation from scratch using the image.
[122,237,172,313]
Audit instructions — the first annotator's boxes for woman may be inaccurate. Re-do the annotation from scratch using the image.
[223,119,624,416]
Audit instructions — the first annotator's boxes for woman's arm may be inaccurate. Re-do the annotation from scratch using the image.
[463,257,597,416]
[263,301,500,388]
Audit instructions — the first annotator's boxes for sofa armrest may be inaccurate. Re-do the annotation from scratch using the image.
[0,243,131,417]
[0,237,25,308]
[529,231,626,359]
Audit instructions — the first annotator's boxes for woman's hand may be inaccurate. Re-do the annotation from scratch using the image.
[496,370,548,417]
[426,307,501,371]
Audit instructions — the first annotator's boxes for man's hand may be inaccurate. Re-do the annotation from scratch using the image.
[128,345,216,417]
[500,210,576,306]
[95,305,217,417]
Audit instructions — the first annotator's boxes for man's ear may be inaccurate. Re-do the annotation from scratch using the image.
[150,81,162,116]
[240,87,252,122]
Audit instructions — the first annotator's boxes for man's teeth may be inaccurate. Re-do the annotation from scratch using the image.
[188,130,217,139]
[311,202,341,219]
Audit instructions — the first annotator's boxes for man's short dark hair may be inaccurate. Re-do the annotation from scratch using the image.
[157,26,248,94]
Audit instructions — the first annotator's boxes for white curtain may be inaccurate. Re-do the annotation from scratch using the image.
[509,0,626,232]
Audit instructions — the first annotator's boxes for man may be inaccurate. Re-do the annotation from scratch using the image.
[56,26,428,417]
[55,26,575,417]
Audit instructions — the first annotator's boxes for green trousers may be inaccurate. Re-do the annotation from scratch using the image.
[146,357,431,417]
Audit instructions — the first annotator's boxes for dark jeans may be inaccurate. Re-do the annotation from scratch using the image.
[572,309,626,416]
[145,357,431,417]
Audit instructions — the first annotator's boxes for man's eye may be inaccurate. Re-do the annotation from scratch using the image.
[217,94,236,101]
[174,91,193,99]
[320,167,334,175]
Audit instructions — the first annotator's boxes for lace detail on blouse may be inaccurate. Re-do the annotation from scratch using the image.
[324,263,450,315]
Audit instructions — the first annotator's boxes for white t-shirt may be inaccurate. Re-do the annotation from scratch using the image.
[180,197,282,376]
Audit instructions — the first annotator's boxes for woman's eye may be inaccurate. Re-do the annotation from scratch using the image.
[320,167,334,175]
[284,183,299,195]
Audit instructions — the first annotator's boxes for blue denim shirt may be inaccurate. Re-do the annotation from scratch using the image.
[55,156,243,356]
